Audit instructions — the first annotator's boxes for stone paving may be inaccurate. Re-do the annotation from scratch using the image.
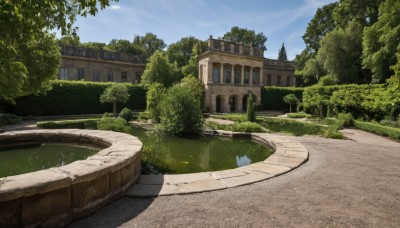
[127,131,308,197]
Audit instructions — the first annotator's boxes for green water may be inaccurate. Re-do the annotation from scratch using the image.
[130,128,273,174]
[0,144,98,178]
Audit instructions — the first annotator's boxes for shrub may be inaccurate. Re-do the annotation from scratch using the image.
[337,113,354,128]
[100,83,130,117]
[355,120,400,140]
[37,119,99,129]
[261,87,304,111]
[322,125,344,139]
[259,117,325,136]
[0,113,21,126]
[246,92,256,122]
[287,112,312,118]
[380,119,399,128]
[231,122,266,133]
[2,80,146,116]
[146,83,165,122]
[204,121,228,131]
[97,117,128,132]
[283,94,299,113]
[158,85,203,136]
[209,114,246,122]
[138,111,152,122]
[119,108,134,122]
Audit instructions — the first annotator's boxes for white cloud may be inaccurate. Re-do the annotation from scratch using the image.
[110,5,122,10]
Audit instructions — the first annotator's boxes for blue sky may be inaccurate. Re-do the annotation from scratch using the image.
[68,0,337,60]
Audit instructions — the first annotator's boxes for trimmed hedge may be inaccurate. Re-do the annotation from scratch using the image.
[355,120,400,140]
[302,84,386,119]
[37,119,99,129]
[261,87,304,111]
[287,112,312,118]
[3,80,147,116]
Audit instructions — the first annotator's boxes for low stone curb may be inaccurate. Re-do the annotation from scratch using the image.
[0,129,142,227]
[127,131,308,198]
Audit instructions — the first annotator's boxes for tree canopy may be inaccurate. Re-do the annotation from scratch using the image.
[100,83,130,117]
[278,43,288,61]
[141,50,179,87]
[221,26,267,50]
[0,0,117,102]
[133,33,166,58]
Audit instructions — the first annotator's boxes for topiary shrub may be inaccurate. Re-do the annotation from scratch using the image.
[119,108,134,122]
[97,117,128,132]
[37,119,99,129]
[0,113,21,126]
[246,91,256,122]
[231,121,266,133]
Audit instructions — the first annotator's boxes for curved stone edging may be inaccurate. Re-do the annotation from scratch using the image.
[0,129,142,227]
[127,130,308,197]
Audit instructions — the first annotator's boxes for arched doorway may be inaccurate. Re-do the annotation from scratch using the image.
[216,95,222,113]
[229,95,236,112]
[242,95,247,112]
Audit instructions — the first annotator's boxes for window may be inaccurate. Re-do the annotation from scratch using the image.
[107,71,113,82]
[234,68,241,84]
[277,75,281,86]
[244,69,250,84]
[224,67,231,83]
[267,74,272,86]
[252,70,259,85]
[135,72,141,84]
[213,65,220,83]
[224,43,230,52]
[243,47,250,55]
[78,68,84,80]
[234,44,239,53]
[121,72,127,82]
[93,70,100,82]
[214,41,221,50]
[287,76,291,86]
[59,68,68,80]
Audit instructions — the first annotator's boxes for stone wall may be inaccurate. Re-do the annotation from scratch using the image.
[0,129,142,227]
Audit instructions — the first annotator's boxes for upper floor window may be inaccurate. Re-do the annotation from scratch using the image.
[78,68,84,80]
[234,68,241,84]
[93,70,100,82]
[213,65,220,83]
[244,69,250,84]
[59,68,68,80]
[224,43,230,52]
[234,44,239,53]
[286,76,291,86]
[224,67,231,83]
[121,72,127,82]
[243,47,250,55]
[214,41,221,50]
[277,75,281,86]
[252,70,259,85]
[108,71,113,82]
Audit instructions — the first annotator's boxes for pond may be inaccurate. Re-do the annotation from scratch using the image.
[129,128,273,174]
[0,143,98,178]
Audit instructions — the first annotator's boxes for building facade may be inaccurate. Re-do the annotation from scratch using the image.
[59,44,146,83]
[198,37,295,113]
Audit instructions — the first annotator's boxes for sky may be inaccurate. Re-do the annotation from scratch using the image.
[66,0,337,60]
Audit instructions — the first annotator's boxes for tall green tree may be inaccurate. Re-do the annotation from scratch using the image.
[166,36,200,68]
[221,26,267,50]
[317,21,366,84]
[303,2,338,55]
[362,0,400,83]
[81,42,107,49]
[0,0,117,102]
[141,50,179,87]
[333,0,384,28]
[278,43,288,61]
[133,33,166,58]
[146,83,165,123]
[283,94,299,113]
[100,83,130,117]
[246,92,256,122]
[106,39,144,55]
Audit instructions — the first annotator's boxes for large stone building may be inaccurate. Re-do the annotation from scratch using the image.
[59,44,146,83]
[198,37,295,113]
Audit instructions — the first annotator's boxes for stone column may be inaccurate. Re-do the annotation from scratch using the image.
[237,95,243,113]
[231,65,234,84]
[249,66,253,85]
[220,63,224,83]
[241,65,244,85]
[259,67,264,86]
[208,61,213,83]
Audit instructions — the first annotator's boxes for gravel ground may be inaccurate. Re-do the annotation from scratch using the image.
[69,129,400,228]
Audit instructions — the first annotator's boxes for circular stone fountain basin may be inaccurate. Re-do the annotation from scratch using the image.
[0,129,142,227]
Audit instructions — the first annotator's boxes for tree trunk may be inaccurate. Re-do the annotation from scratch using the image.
[289,104,292,113]
[113,102,117,117]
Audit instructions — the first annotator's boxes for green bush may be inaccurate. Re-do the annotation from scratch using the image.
[209,114,246,122]
[0,113,21,126]
[246,92,256,122]
[380,119,399,128]
[287,112,312,118]
[97,117,129,132]
[138,111,151,122]
[158,85,203,136]
[204,121,228,131]
[261,87,304,111]
[355,120,400,140]
[2,80,146,116]
[337,113,354,128]
[231,121,266,133]
[259,117,325,136]
[37,119,99,129]
[322,126,344,139]
[119,108,134,121]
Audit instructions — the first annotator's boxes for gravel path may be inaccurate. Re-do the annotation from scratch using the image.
[70,129,400,228]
